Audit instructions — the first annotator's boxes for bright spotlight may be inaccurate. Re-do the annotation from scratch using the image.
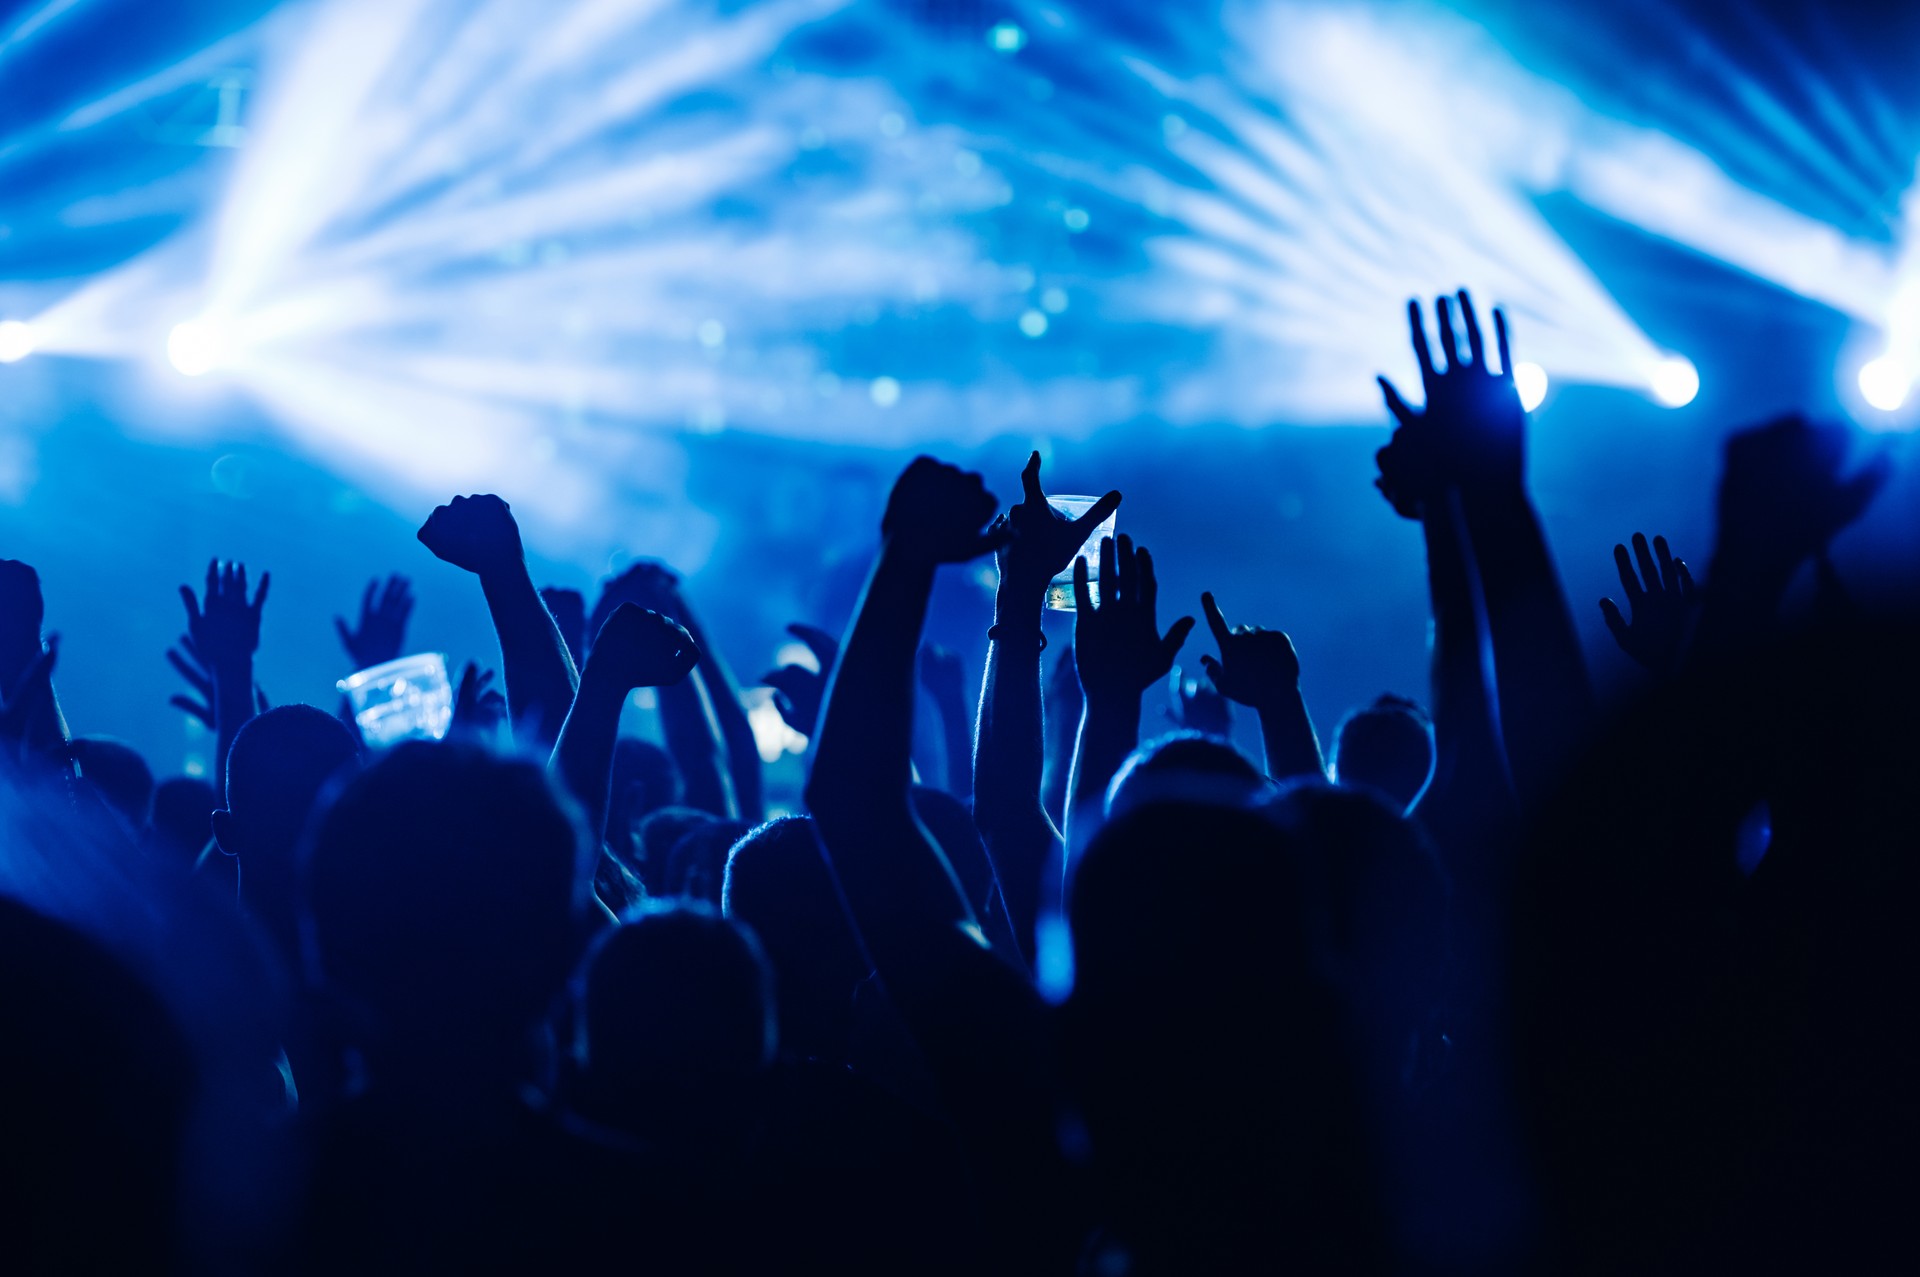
[1514,361,1548,412]
[1858,356,1911,412]
[1650,356,1698,408]
[0,320,34,364]
[167,320,228,377]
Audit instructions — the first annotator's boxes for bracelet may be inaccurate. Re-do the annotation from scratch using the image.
[987,624,1048,652]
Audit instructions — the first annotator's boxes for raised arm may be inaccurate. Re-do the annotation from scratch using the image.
[1692,413,1889,664]
[590,563,735,818]
[1599,533,1699,678]
[1197,591,1321,782]
[552,603,698,848]
[659,575,765,822]
[1065,535,1195,858]
[918,645,974,803]
[1374,387,1515,843]
[177,560,269,795]
[417,495,578,750]
[1381,293,1593,808]
[972,452,1120,961]
[0,561,69,758]
[806,457,1009,986]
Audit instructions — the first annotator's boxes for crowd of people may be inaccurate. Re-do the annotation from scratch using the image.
[2,291,1914,1273]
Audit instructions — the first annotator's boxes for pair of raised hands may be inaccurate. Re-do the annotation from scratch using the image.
[418,493,699,691]
[881,453,1303,712]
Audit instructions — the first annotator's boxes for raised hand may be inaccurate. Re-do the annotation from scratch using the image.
[882,456,1010,565]
[1713,413,1891,582]
[995,450,1120,590]
[165,637,266,727]
[588,561,680,648]
[179,560,270,671]
[1376,290,1524,514]
[1198,592,1301,711]
[763,622,838,738]
[416,494,525,576]
[1599,533,1697,674]
[450,662,507,738]
[587,602,699,690]
[1166,669,1234,738]
[335,574,414,669]
[1073,534,1195,705]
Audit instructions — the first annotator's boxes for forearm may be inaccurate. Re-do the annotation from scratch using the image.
[974,584,1056,957]
[551,665,628,847]
[807,545,976,963]
[1426,491,1508,785]
[681,613,764,821]
[212,660,255,798]
[658,676,735,818]
[1255,689,1322,783]
[478,563,579,749]
[934,690,974,801]
[1065,693,1141,860]
[1460,485,1594,801]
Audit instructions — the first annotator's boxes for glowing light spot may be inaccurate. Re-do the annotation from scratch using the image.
[1162,114,1188,141]
[1859,356,1910,412]
[1062,207,1090,232]
[1040,287,1069,315]
[1651,356,1698,408]
[1019,309,1049,337]
[988,21,1026,53]
[870,376,901,407]
[696,319,726,348]
[167,320,228,377]
[1514,361,1548,412]
[953,149,981,177]
[878,112,905,138]
[0,320,33,364]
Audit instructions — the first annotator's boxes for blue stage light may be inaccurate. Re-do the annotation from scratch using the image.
[0,321,36,364]
[1651,356,1699,408]
[1858,356,1910,412]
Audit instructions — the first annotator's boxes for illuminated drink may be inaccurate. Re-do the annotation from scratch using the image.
[1044,495,1116,611]
[338,652,455,747]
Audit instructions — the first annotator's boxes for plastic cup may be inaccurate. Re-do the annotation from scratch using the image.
[1045,495,1116,611]
[337,652,454,748]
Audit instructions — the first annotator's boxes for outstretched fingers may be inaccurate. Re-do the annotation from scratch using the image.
[1408,299,1436,383]
[1631,533,1661,600]
[1202,591,1231,648]
[1021,450,1045,506]
[1599,596,1629,645]
[1612,543,1646,608]
[1493,308,1513,379]
[1457,289,1486,369]
[1160,615,1196,664]
[1074,489,1122,537]
[1378,376,1418,427]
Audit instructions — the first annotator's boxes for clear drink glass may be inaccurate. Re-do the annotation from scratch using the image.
[338,652,455,748]
[1044,495,1116,611]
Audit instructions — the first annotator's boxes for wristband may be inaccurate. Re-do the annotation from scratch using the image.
[986,624,1048,652]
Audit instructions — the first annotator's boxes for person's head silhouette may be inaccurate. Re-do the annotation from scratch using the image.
[1331,695,1435,814]
[301,740,589,1091]
[212,706,360,958]
[724,815,869,1064]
